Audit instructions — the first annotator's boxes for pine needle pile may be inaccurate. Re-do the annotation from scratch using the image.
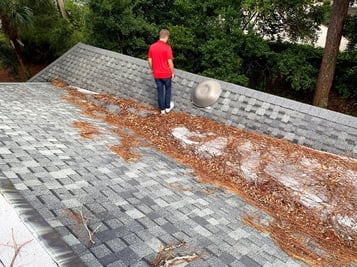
[62,85,357,266]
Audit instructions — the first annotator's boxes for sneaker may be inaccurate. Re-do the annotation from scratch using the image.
[165,101,174,114]
[161,110,166,115]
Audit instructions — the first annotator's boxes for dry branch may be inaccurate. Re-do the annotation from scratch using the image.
[151,241,201,267]
[163,254,200,266]
[64,208,102,245]
[78,210,102,245]
[0,228,32,267]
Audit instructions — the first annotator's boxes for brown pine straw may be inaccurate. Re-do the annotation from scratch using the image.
[71,121,101,139]
[109,128,143,162]
[51,79,67,88]
[242,214,348,266]
[64,88,357,266]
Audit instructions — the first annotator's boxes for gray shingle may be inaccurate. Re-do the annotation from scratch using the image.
[0,42,354,267]
[29,43,357,158]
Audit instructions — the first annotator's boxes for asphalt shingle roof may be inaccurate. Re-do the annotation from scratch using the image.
[30,43,357,158]
[0,82,306,266]
[0,43,356,266]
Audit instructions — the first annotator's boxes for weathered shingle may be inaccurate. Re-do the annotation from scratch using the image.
[29,43,357,158]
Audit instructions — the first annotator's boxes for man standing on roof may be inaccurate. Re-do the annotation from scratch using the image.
[148,29,175,115]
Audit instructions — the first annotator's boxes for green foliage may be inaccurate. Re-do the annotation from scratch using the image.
[335,66,357,98]
[334,50,357,98]
[168,25,197,72]
[1,0,354,104]
[21,0,89,63]
[273,45,320,91]
[167,1,248,82]
[135,0,174,27]
[86,0,156,58]
[0,0,54,37]
[199,24,247,85]
[0,0,53,77]
[0,1,34,32]
[239,31,273,90]
[200,36,248,86]
[0,39,18,76]
[65,0,90,38]
[343,15,357,51]
[241,0,326,41]
[320,0,332,25]
[170,0,202,27]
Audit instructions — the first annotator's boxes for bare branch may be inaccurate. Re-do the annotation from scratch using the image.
[78,210,102,244]
[0,229,32,267]
[163,253,200,266]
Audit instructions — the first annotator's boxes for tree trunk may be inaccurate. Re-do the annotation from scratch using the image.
[0,15,29,79]
[313,0,350,108]
[11,39,30,79]
[57,0,67,18]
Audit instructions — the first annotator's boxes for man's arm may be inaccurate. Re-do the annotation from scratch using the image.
[148,58,153,70]
[168,59,175,79]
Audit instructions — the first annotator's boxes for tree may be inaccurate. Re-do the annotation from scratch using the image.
[0,37,19,77]
[240,0,326,41]
[86,0,155,58]
[0,0,33,76]
[168,0,245,73]
[313,0,350,107]
[135,0,173,26]
[343,14,357,50]
[56,0,67,18]
[0,0,53,77]
[165,0,326,82]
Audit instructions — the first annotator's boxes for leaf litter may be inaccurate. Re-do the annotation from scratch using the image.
[60,84,357,266]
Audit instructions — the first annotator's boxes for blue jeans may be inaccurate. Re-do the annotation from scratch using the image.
[155,78,172,111]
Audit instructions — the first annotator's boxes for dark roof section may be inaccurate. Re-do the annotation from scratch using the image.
[30,43,357,158]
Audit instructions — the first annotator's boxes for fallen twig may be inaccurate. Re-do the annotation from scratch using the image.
[151,241,202,267]
[78,210,102,244]
[0,228,32,267]
[164,253,200,266]
[64,208,102,244]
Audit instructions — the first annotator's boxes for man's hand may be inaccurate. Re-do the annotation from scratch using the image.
[168,59,175,80]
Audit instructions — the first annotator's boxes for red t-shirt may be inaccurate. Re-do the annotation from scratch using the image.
[148,40,173,79]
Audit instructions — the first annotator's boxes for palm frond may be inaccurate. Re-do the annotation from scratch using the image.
[10,5,33,28]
